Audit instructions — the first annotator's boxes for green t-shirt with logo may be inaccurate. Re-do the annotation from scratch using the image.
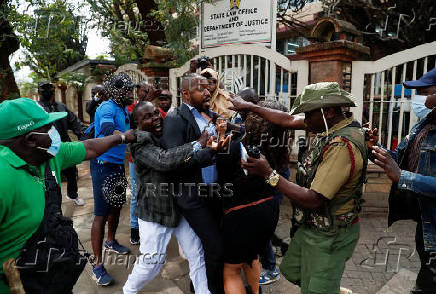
[0,142,86,293]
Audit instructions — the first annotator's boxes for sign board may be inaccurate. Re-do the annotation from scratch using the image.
[201,0,275,49]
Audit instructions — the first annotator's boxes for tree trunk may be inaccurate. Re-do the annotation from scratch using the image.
[135,0,166,45]
[77,90,83,122]
[0,17,20,101]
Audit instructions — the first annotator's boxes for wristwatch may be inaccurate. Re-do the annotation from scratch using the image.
[265,170,280,187]
[120,134,126,144]
[192,141,202,152]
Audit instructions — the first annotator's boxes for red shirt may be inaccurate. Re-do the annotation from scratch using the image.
[127,101,137,114]
[159,107,167,118]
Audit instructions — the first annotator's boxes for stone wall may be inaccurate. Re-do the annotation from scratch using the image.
[362,164,391,215]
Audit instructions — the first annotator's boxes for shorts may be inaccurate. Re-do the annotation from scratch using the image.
[222,198,279,265]
[280,222,360,294]
[90,159,125,216]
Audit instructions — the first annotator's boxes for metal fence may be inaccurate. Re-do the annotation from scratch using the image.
[351,41,436,150]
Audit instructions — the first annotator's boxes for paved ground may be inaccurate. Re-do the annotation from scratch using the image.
[64,161,420,294]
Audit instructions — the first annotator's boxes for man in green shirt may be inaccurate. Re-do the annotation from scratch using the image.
[0,98,136,293]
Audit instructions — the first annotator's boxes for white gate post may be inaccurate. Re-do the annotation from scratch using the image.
[351,61,369,125]
[169,68,178,107]
[295,60,309,96]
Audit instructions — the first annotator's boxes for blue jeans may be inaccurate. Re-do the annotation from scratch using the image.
[129,162,139,229]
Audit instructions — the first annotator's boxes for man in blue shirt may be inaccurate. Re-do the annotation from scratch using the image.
[90,73,135,286]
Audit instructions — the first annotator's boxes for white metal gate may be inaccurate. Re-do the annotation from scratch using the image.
[351,41,436,150]
[169,44,308,110]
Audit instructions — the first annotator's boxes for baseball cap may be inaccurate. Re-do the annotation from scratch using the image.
[0,98,66,140]
[403,68,436,89]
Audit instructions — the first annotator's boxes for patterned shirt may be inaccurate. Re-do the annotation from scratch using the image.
[129,131,195,227]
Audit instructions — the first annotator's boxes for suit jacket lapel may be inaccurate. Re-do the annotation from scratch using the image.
[179,103,201,138]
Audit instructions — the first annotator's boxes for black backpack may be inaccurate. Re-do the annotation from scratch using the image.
[16,162,87,294]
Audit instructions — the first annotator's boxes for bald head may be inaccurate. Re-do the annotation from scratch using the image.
[181,73,211,111]
[92,84,104,96]
[160,89,172,97]
[181,73,206,91]
[238,87,259,104]
[133,101,154,125]
[137,81,148,88]
[136,81,152,101]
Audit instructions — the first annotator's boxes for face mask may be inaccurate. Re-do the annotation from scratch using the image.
[412,95,432,119]
[32,126,62,156]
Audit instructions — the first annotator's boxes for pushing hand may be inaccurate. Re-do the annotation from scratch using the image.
[371,146,401,183]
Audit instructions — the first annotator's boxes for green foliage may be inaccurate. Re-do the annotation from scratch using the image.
[58,71,88,93]
[154,0,202,66]
[86,0,211,67]
[19,81,38,98]
[86,0,149,65]
[9,0,88,80]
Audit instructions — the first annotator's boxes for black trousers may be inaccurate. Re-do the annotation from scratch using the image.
[62,166,78,199]
[413,221,436,293]
[181,204,225,294]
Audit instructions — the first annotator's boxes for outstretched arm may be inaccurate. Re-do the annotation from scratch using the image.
[83,130,136,160]
[130,131,213,172]
[227,95,306,130]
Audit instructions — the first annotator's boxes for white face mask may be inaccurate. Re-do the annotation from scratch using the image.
[31,126,62,156]
[412,95,432,119]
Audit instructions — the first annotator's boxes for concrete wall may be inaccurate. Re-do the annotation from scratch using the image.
[53,82,96,124]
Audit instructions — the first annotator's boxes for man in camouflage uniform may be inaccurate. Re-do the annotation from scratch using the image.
[241,82,368,294]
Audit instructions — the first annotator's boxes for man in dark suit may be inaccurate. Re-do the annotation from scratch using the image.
[161,73,226,294]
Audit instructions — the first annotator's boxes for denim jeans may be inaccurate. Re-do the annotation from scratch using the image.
[129,162,139,229]
[260,240,276,271]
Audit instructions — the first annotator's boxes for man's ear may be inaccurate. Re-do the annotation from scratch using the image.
[23,133,38,148]
[181,89,190,101]
[425,94,436,109]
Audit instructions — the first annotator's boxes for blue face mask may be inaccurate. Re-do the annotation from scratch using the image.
[412,95,432,119]
[32,126,62,156]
